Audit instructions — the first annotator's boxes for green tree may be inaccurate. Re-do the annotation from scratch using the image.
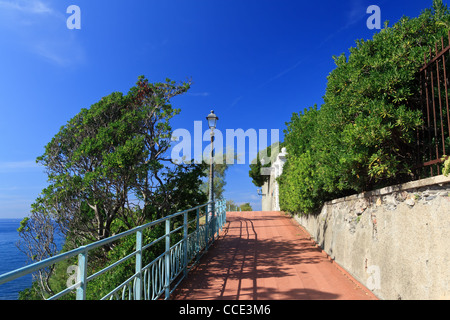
[239,203,253,211]
[201,150,237,200]
[225,200,253,212]
[17,76,207,299]
[248,142,279,188]
[226,199,239,211]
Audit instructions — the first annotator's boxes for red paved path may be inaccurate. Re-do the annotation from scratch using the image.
[173,211,378,300]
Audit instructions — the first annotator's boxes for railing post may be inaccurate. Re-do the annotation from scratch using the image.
[205,205,209,251]
[76,249,88,300]
[224,201,227,228]
[183,211,188,278]
[222,201,225,228]
[196,208,200,254]
[212,201,216,240]
[219,201,223,231]
[165,218,170,299]
[135,229,143,300]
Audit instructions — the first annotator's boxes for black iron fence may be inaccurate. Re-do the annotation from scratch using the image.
[416,30,450,177]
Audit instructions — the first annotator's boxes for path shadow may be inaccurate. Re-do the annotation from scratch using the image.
[173,213,343,300]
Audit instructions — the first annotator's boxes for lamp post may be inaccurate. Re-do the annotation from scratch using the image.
[206,110,218,216]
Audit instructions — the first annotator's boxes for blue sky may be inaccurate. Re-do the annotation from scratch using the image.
[0,0,441,218]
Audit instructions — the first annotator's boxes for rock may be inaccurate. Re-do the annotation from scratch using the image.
[376,198,382,206]
[397,191,409,201]
[405,198,415,207]
[384,195,397,206]
[386,204,397,211]
[354,198,368,215]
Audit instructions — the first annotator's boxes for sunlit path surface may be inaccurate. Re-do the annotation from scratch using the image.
[173,211,378,300]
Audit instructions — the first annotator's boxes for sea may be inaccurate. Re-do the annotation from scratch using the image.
[0,219,32,300]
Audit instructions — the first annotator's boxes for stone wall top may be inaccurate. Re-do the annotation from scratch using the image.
[330,175,450,205]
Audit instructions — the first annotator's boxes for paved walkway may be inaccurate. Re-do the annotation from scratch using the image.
[173,211,378,300]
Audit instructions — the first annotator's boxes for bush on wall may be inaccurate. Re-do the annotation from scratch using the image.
[279,1,450,214]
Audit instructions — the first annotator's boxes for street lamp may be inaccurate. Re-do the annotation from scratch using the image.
[206,110,218,216]
[206,110,218,130]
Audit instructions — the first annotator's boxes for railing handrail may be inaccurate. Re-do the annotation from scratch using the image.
[0,199,227,300]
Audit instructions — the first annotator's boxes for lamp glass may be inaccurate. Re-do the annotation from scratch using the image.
[208,118,216,129]
[206,110,218,130]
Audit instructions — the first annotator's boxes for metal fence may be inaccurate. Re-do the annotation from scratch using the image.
[416,30,450,177]
[0,199,227,300]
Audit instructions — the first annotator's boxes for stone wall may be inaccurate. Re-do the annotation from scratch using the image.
[292,175,450,300]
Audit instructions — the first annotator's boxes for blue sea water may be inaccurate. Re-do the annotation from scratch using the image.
[0,219,32,300]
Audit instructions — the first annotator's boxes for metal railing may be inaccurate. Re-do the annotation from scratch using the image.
[416,30,450,177]
[0,199,227,300]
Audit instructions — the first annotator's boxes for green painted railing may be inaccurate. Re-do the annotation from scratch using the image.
[0,199,227,300]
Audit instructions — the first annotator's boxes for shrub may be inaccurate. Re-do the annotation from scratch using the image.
[279,1,450,214]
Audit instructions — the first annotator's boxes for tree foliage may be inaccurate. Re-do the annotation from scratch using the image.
[17,76,208,299]
[201,150,237,200]
[239,203,253,211]
[279,1,450,214]
[248,142,279,187]
[226,199,253,212]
